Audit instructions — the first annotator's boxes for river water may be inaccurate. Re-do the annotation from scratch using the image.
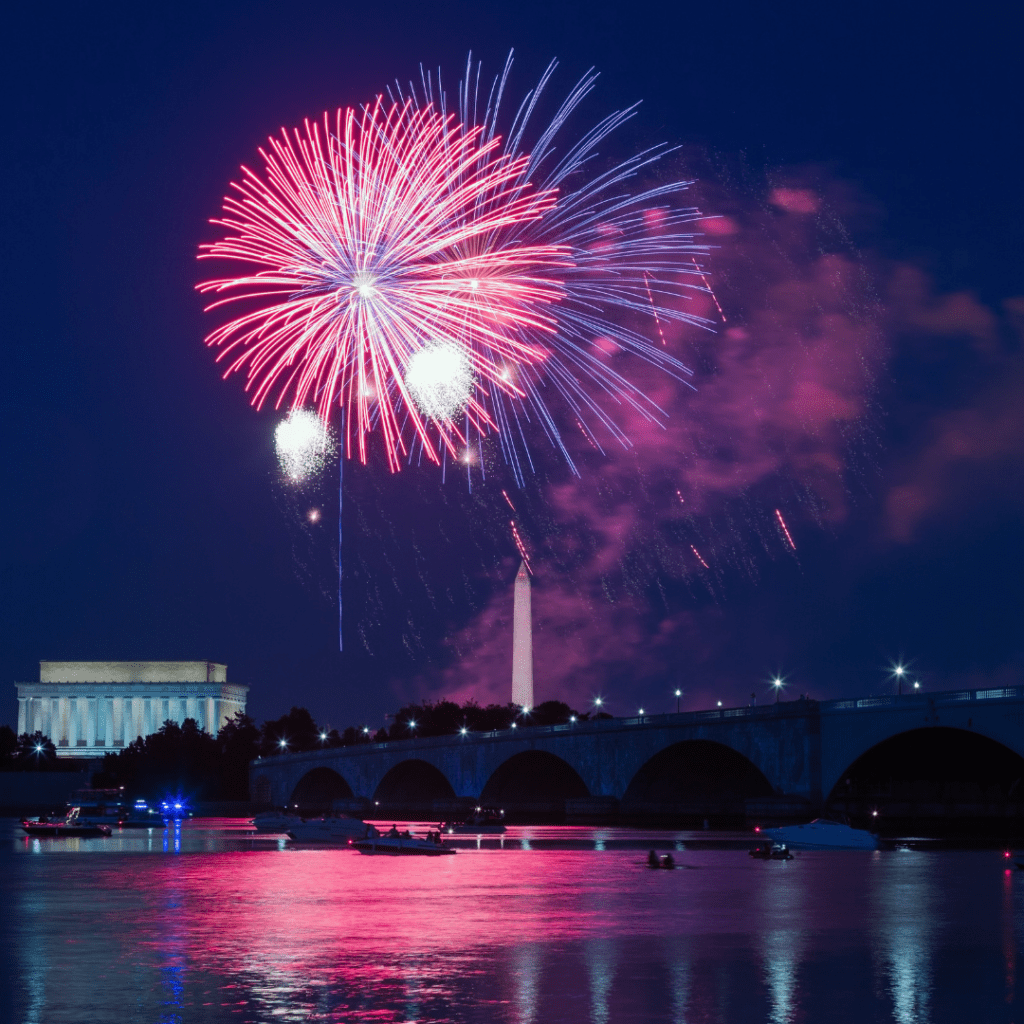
[1,818,1020,1023]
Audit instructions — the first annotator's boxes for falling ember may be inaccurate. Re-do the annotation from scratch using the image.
[775,509,797,550]
[510,520,532,571]
[642,271,667,346]
[502,489,516,512]
[675,489,685,504]
[691,257,727,323]
[691,545,709,569]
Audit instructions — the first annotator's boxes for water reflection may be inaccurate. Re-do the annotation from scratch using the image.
[757,863,808,1024]
[1,823,1020,1023]
[871,852,933,1024]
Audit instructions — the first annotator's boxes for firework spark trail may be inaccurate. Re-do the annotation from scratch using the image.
[775,508,797,550]
[691,257,727,323]
[510,519,532,571]
[691,544,709,569]
[642,271,667,346]
[502,489,516,512]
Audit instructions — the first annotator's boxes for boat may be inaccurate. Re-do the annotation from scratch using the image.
[21,807,112,838]
[647,851,676,869]
[749,842,794,860]
[441,807,507,834]
[118,798,166,828]
[760,819,878,850]
[252,810,303,833]
[352,830,456,856]
[63,788,127,827]
[286,816,379,842]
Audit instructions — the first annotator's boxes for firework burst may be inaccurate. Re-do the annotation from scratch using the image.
[200,98,566,470]
[199,56,717,480]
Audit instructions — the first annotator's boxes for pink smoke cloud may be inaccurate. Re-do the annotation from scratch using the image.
[420,168,891,708]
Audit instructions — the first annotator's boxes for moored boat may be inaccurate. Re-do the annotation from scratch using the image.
[252,810,303,833]
[286,816,379,843]
[760,819,878,850]
[21,807,112,838]
[64,788,127,827]
[441,807,506,834]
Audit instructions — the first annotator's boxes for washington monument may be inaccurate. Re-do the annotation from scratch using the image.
[511,560,534,709]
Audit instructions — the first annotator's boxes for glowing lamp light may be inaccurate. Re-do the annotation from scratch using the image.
[34,744,43,753]
[717,701,723,707]
[460,727,468,735]
[674,689,682,698]
[362,727,369,734]
[594,698,603,707]
[913,681,921,689]
[278,739,288,749]
[408,720,417,730]
[894,665,905,677]
[638,708,645,716]
[511,722,517,729]
[570,715,577,723]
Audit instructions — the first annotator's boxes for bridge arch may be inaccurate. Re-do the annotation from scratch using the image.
[622,739,774,820]
[373,758,457,807]
[828,726,1024,811]
[480,750,589,819]
[288,766,354,811]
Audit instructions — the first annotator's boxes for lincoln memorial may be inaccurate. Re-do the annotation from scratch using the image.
[15,661,249,758]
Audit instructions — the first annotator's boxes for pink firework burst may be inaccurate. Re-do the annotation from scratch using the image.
[198,98,569,470]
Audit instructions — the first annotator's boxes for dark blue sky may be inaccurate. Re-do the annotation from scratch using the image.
[2,1,1021,730]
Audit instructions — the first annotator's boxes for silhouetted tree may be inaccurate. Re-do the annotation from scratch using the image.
[0,724,17,767]
[13,731,59,770]
[219,712,261,800]
[526,701,576,726]
[260,707,321,755]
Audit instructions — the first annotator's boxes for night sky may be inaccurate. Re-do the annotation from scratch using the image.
[2,1,1021,732]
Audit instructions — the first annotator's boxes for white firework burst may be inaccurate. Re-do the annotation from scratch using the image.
[275,409,334,482]
[404,342,475,422]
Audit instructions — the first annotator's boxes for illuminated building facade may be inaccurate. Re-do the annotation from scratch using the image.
[15,661,248,758]
[511,561,534,709]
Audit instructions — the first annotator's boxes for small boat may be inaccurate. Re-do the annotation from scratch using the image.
[647,851,675,869]
[761,819,878,851]
[352,830,456,856]
[119,799,166,828]
[286,816,379,843]
[441,807,506,834]
[252,810,303,834]
[63,788,127,827]
[749,843,794,860]
[21,807,112,838]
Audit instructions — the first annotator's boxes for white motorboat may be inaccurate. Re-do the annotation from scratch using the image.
[286,816,379,842]
[760,818,878,850]
[252,810,303,834]
[352,830,456,856]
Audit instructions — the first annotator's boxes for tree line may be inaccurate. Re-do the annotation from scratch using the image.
[0,699,604,801]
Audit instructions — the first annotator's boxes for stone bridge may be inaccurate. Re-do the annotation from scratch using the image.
[249,686,1024,819]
